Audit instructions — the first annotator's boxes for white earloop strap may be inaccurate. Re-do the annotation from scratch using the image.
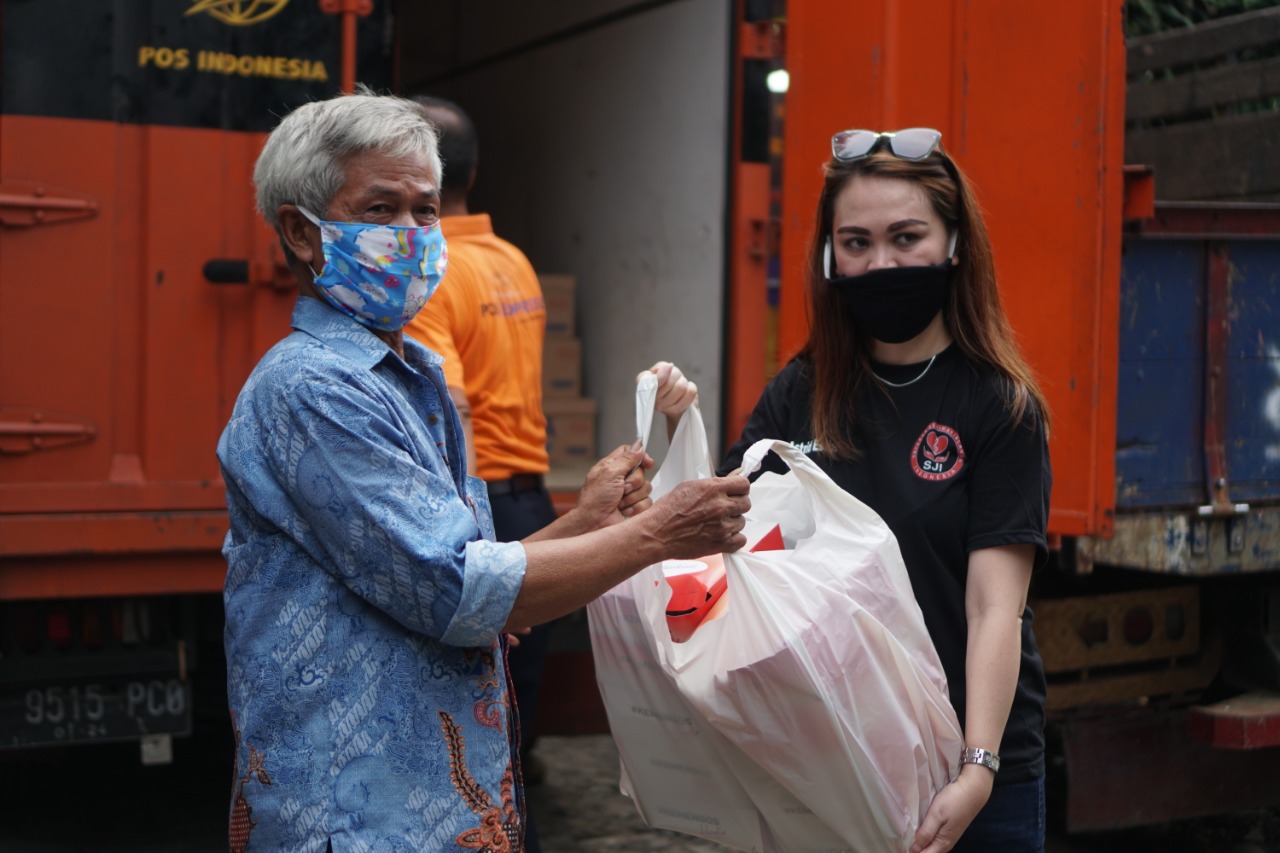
[826,231,957,279]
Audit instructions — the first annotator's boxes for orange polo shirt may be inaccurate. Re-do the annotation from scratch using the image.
[406,214,549,481]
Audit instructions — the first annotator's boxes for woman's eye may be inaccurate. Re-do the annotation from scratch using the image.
[894,232,922,246]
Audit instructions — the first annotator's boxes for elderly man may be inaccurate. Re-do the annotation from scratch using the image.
[217,90,749,853]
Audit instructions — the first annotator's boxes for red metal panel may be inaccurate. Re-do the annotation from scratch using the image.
[1060,708,1280,831]
[724,1,779,453]
[726,162,771,451]
[1203,242,1235,513]
[0,512,228,558]
[0,117,292,595]
[1189,691,1280,750]
[780,1,1126,537]
[0,554,228,600]
[1131,201,1280,238]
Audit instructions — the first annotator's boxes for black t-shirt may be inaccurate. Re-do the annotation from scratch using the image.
[719,345,1051,784]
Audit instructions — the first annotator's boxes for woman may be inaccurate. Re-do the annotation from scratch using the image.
[649,128,1051,853]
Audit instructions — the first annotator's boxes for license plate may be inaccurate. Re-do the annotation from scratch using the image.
[0,678,192,748]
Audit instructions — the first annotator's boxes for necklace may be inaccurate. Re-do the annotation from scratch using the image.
[871,353,937,388]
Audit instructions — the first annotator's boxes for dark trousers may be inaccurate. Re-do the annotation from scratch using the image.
[951,774,1046,853]
[488,481,557,853]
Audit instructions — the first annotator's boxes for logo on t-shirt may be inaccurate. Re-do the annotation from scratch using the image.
[911,422,965,481]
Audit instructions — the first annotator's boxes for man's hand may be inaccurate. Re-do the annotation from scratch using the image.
[574,442,655,529]
[642,475,751,558]
[505,626,533,648]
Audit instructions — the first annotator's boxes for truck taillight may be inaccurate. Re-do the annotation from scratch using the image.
[46,609,72,648]
[1123,606,1155,645]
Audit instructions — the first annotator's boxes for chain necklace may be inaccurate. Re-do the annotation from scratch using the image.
[871,353,937,388]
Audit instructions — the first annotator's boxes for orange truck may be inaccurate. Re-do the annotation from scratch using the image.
[753,4,1280,833]
[3,0,1278,836]
[0,0,390,759]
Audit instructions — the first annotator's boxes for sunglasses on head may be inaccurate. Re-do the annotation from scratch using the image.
[831,127,942,162]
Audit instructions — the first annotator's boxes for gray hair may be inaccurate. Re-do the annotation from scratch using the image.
[253,88,442,228]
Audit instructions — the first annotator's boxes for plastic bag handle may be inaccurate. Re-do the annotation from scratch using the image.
[738,437,921,603]
[635,371,712,500]
[635,372,659,451]
[739,437,830,489]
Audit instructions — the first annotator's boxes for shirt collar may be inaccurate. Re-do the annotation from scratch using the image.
[440,213,493,239]
[290,296,444,370]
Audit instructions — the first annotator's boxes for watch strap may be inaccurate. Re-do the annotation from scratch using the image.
[959,747,1000,774]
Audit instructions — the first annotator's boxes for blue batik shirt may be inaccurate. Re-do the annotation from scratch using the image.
[217,297,529,852]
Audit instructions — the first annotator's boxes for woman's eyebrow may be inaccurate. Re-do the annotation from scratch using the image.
[835,218,928,235]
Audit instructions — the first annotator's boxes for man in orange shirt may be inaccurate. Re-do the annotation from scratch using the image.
[406,96,557,851]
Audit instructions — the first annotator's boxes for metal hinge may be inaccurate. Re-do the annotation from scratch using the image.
[0,408,97,454]
[0,180,99,227]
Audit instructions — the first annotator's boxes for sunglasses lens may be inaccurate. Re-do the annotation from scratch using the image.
[832,129,877,161]
[888,128,942,160]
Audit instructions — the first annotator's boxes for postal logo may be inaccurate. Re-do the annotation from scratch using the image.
[911,422,965,481]
[186,0,291,26]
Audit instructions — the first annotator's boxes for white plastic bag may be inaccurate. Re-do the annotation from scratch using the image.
[588,375,770,849]
[588,380,963,852]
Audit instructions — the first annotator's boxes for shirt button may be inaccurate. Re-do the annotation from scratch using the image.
[428,415,439,424]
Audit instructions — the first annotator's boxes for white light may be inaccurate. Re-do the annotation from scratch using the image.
[766,69,789,94]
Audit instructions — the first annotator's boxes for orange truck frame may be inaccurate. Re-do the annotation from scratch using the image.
[0,0,387,758]
[4,0,1278,837]
[727,0,1280,834]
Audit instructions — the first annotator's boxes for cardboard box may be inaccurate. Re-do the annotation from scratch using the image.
[542,335,582,398]
[539,274,576,337]
[544,396,597,465]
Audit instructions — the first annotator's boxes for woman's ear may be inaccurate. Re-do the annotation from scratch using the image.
[277,205,318,267]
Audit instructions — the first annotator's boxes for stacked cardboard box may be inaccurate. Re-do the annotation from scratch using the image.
[540,274,597,475]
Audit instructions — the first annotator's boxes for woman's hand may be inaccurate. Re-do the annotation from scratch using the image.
[640,361,699,419]
[909,766,993,853]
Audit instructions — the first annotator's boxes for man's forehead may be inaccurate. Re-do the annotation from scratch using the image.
[350,180,440,197]
[341,150,440,194]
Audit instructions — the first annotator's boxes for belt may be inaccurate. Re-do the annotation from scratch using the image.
[485,473,546,497]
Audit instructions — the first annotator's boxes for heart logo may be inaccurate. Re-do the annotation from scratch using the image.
[913,422,965,481]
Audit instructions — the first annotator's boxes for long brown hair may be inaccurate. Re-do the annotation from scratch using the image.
[799,147,1049,459]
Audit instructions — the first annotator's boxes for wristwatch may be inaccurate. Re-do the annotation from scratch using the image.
[960,747,1000,774]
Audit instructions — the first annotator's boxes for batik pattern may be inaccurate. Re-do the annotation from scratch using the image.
[218,297,527,852]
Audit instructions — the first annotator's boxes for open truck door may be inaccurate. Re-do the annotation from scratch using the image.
[0,0,390,755]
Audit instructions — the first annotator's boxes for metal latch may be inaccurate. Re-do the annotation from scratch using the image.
[0,408,97,454]
[0,180,99,227]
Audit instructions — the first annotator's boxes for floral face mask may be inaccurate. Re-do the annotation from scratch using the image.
[298,206,448,332]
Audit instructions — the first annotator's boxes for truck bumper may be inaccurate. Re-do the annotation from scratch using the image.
[1056,704,1280,832]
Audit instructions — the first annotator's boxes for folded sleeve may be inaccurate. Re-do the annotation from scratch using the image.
[966,393,1052,568]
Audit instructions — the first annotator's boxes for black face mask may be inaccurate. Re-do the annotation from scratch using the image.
[825,242,954,344]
